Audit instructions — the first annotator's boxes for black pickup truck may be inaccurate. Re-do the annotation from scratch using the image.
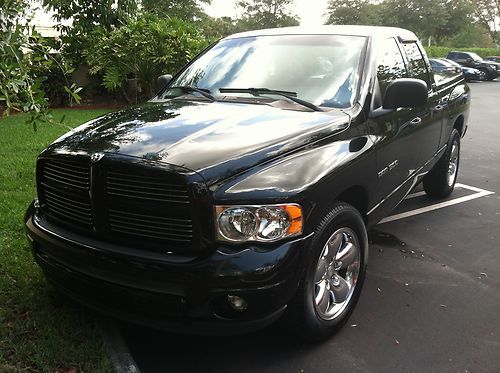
[25,26,470,340]
[446,51,499,81]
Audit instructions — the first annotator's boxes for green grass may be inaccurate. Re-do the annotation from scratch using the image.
[0,109,114,373]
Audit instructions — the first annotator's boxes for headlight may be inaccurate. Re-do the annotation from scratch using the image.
[215,204,303,242]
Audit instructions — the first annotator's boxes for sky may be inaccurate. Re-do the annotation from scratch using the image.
[203,0,330,26]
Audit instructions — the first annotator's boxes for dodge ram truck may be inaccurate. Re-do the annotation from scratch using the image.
[25,26,470,340]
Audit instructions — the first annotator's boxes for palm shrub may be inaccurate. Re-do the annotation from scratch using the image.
[85,14,210,103]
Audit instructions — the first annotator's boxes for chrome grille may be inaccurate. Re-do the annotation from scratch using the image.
[39,159,92,227]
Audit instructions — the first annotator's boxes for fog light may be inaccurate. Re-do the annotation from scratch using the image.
[227,295,248,311]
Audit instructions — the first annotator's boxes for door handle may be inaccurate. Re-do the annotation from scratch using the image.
[434,105,444,112]
[410,117,422,126]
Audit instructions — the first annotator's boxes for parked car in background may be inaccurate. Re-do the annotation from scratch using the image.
[429,58,461,74]
[484,56,500,64]
[439,58,485,81]
[446,51,499,80]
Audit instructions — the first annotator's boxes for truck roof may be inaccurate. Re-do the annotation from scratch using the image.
[224,25,418,42]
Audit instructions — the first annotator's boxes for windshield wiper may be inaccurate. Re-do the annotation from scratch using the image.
[169,86,216,101]
[219,87,323,112]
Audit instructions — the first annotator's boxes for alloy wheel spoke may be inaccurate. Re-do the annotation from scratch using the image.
[329,276,350,304]
[324,233,343,263]
[335,242,357,270]
[316,280,331,314]
[315,259,328,283]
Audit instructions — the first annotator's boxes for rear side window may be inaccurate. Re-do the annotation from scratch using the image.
[376,38,407,96]
[402,42,431,88]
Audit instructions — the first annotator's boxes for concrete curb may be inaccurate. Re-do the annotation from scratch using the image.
[99,318,141,373]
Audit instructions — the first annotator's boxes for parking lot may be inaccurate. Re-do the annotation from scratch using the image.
[119,80,500,373]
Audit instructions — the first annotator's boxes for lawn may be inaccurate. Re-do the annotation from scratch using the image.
[0,109,114,372]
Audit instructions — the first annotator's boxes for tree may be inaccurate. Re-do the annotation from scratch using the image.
[42,0,138,63]
[325,0,488,46]
[0,0,80,126]
[325,0,382,26]
[142,0,211,22]
[235,0,299,30]
[473,0,500,43]
[85,14,209,103]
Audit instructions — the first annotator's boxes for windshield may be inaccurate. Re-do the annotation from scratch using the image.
[469,52,483,61]
[161,34,367,109]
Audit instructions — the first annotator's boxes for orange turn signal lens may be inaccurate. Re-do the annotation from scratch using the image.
[282,204,303,235]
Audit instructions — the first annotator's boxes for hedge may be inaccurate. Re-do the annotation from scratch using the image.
[424,46,500,58]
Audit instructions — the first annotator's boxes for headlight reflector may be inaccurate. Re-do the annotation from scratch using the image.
[218,207,257,241]
[215,204,303,242]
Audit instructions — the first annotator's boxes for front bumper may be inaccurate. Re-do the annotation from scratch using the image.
[25,201,311,335]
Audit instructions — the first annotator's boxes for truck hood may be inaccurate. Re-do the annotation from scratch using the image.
[48,100,350,184]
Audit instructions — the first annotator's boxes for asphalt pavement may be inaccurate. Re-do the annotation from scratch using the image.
[120,80,500,373]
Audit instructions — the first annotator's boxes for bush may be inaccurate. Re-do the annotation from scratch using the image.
[85,14,210,103]
[425,46,500,58]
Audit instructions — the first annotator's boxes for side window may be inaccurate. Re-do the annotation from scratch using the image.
[376,38,407,98]
[402,42,431,88]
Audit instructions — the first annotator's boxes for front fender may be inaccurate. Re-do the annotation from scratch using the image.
[212,134,376,234]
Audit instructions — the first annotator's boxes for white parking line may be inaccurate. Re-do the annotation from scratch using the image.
[378,183,495,224]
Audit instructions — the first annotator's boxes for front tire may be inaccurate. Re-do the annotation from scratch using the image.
[423,129,460,198]
[284,202,368,341]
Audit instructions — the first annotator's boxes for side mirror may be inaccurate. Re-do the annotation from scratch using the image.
[383,78,428,109]
[157,74,172,90]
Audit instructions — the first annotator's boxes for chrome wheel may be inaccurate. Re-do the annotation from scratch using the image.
[313,227,360,320]
[447,141,459,187]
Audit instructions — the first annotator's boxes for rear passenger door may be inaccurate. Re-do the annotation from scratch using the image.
[401,41,443,167]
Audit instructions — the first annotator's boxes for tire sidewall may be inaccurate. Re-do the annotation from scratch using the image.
[442,129,461,194]
[300,203,368,337]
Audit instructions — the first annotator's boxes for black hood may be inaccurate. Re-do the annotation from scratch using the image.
[47,100,350,184]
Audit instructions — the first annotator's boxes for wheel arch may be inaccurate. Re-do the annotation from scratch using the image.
[453,115,465,136]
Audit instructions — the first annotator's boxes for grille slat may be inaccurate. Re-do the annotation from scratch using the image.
[107,171,189,204]
[40,158,93,228]
[109,211,192,229]
[109,215,193,234]
[45,195,92,215]
[47,204,92,225]
[108,174,187,190]
[43,161,88,176]
[44,165,90,182]
[44,189,91,209]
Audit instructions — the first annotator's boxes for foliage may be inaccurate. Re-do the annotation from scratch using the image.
[235,0,299,30]
[474,0,500,43]
[42,0,138,64]
[142,0,211,22]
[0,0,81,128]
[0,109,113,372]
[326,0,382,26]
[424,46,500,58]
[200,15,239,40]
[85,14,210,103]
[325,0,500,47]
[441,24,496,48]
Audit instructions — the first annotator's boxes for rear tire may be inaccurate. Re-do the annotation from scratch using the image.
[283,202,367,342]
[423,129,460,198]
